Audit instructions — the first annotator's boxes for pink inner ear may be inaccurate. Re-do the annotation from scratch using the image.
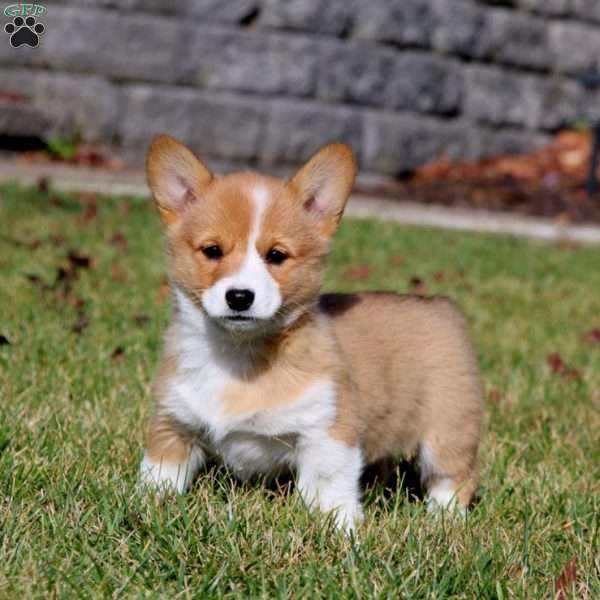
[170,175,197,212]
[303,194,326,217]
[180,187,197,211]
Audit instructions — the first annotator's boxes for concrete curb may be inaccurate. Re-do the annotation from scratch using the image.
[346,196,600,245]
[1,159,600,245]
[0,160,149,197]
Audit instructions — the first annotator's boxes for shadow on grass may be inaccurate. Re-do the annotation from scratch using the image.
[195,458,427,508]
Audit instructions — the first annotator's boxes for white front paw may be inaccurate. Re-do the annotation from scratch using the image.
[138,449,201,494]
[299,481,364,534]
[332,503,364,534]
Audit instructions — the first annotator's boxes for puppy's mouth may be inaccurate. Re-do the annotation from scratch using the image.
[216,314,281,336]
[224,315,255,322]
[218,315,262,330]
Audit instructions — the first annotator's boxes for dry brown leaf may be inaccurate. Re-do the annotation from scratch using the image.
[390,255,405,267]
[555,556,577,600]
[408,276,428,295]
[546,354,581,380]
[110,232,128,249]
[487,389,501,404]
[582,328,600,344]
[111,346,125,361]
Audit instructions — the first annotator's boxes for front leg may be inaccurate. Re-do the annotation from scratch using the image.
[138,416,204,494]
[296,433,364,533]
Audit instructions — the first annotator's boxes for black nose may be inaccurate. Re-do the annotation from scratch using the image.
[225,288,255,312]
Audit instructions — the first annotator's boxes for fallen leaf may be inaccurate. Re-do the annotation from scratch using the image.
[0,335,10,345]
[76,194,99,223]
[111,346,125,361]
[433,270,445,282]
[36,176,50,195]
[55,267,76,292]
[409,276,428,295]
[52,252,92,305]
[110,232,128,249]
[132,313,150,326]
[24,273,47,289]
[64,295,85,309]
[73,145,106,167]
[78,203,98,223]
[555,556,577,600]
[67,250,91,270]
[390,255,405,267]
[487,389,501,404]
[0,90,30,103]
[55,267,71,285]
[343,265,372,281]
[120,201,131,217]
[564,368,581,381]
[559,148,586,170]
[415,158,454,180]
[546,354,581,380]
[547,353,565,374]
[72,314,89,335]
[582,328,600,344]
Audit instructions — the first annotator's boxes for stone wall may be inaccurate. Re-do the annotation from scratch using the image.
[1,0,600,177]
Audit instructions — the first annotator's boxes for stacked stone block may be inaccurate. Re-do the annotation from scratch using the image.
[0,0,599,176]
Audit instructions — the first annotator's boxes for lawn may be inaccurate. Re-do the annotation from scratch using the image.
[0,182,598,599]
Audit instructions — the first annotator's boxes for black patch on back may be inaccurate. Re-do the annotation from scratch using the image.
[318,293,361,317]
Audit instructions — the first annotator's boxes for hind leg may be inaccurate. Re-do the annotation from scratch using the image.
[419,419,480,513]
[419,442,478,513]
[420,351,483,512]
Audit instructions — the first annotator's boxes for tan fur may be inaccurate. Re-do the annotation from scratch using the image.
[145,334,193,465]
[146,417,191,465]
[321,293,483,501]
[144,135,483,509]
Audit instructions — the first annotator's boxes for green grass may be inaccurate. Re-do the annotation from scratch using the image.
[0,182,599,599]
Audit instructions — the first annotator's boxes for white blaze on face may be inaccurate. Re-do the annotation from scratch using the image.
[201,186,282,325]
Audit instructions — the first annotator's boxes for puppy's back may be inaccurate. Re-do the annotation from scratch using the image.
[319,293,483,466]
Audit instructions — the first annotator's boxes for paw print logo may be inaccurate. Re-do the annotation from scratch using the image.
[4,16,45,48]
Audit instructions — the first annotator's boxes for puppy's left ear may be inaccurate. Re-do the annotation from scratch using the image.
[288,143,357,237]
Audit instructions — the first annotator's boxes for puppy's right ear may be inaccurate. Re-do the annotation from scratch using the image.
[146,135,213,225]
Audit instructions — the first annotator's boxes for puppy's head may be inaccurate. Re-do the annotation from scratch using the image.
[146,135,356,335]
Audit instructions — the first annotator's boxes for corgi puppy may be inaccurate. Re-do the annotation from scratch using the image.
[139,135,483,532]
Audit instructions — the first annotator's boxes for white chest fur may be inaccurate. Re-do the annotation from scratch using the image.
[165,289,337,478]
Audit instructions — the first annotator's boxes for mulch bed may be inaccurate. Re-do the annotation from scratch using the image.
[356,131,600,225]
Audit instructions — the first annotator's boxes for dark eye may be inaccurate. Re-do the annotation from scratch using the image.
[266,248,288,265]
[201,245,223,260]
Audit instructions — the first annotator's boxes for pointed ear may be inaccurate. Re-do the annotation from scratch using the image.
[146,135,213,225]
[288,143,357,237]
